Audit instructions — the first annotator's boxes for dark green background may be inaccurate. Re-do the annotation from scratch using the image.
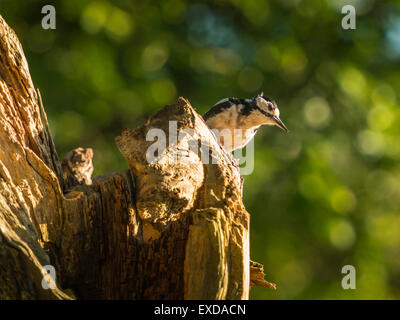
[1,0,399,299]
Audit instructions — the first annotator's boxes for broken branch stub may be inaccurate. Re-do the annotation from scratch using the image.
[62,147,94,190]
[116,98,250,299]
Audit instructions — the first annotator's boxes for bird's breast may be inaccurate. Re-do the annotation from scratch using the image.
[205,105,260,152]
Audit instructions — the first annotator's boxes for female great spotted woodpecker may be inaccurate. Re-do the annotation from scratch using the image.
[203,93,288,152]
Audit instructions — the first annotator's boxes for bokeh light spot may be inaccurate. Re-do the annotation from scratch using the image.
[81,1,109,34]
[330,186,357,214]
[279,260,311,297]
[105,8,133,40]
[339,67,367,102]
[304,96,331,129]
[371,83,396,106]
[357,130,385,157]
[162,0,187,24]
[298,173,327,199]
[81,2,133,40]
[151,78,177,104]
[366,212,400,247]
[365,169,400,202]
[329,219,356,250]
[281,44,308,75]
[367,104,394,131]
[142,42,169,72]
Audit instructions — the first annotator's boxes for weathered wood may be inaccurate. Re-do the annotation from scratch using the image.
[116,99,249,299]
[0,15,67,299]
[0,14,273,300]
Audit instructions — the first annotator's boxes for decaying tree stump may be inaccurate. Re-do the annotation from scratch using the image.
[0,15,274,299]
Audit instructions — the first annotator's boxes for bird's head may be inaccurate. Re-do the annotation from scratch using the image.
[254,93,288,132]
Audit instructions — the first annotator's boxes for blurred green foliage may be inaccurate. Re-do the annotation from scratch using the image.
[1,0,400,299]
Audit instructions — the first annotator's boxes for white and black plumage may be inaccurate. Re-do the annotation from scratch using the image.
[203,93,288,152]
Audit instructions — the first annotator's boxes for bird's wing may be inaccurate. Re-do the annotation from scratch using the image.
[203,98,234,122]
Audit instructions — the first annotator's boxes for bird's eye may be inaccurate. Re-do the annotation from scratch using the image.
[268,104,273,111]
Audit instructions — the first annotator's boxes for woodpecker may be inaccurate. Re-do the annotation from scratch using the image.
[203,93,288,152]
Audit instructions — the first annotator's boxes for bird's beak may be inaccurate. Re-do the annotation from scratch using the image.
[272,116,288,132]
